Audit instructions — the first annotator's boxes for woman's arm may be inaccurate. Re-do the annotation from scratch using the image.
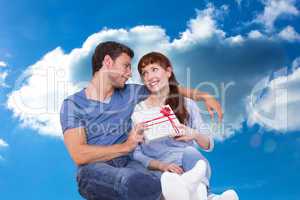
[149,160,184,174]
[175,125,212,151]
[178,86,223,121]
[175,98,214,151]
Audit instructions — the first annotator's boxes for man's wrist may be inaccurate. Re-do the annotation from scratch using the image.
[119,142,132,154]
[197,92,211,102]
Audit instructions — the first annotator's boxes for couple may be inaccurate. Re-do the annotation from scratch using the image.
[60,41,238,200]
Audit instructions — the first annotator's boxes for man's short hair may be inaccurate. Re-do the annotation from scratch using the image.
[92,41,134,75]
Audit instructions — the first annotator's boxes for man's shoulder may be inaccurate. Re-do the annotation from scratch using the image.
[119,84,148,98]
[123,83,145,91]
[63,89,85,102]
[61,89,86,111]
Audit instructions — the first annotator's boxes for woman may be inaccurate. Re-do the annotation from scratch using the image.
[131,52,239,200]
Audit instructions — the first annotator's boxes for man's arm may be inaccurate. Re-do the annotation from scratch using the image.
[178,86,223,121]
[63,124,144,166]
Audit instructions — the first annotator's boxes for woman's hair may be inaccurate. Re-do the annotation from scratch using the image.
[138,52,189,124]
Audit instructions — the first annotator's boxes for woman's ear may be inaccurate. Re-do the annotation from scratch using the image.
[166,66,172,78]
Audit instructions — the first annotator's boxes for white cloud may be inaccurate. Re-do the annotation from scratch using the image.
[6,3,294,140]
[6,4,233,138]
[247,57,300,132]
[248,30,264,39]
[0,61,7,67]
[278,25,300,42]
[0,71,8,87]
[292,57,300,70]
[227,35,244,44]
[0,139,8,148]
[172,4,226,49]
[0,61,9,87]
[6,27,171,138]
[6,47,79,137]
[255,0,299,31]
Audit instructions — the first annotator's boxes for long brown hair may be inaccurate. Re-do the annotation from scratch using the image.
[138,52,189,124]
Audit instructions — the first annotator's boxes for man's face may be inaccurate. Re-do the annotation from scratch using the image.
[108,53,132,88]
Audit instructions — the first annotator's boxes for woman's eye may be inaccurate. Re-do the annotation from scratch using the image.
[152,67,158,72]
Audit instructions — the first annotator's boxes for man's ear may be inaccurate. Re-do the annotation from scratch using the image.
[103,55,113,69]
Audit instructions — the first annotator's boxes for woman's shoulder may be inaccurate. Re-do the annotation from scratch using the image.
[184,97,199,111]
[133,99,148,112]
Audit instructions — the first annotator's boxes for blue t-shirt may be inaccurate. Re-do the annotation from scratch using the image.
[60,84,149,145]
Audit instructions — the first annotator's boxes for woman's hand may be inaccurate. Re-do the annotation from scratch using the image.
[159,163,184,174]
[174,134,195,142]
[172,124,196,142]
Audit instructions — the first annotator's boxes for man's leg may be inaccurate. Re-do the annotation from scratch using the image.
[77,161,161,200]
[125,160,162,200]
[77,162,121,200]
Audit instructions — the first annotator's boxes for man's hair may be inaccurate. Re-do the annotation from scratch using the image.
[92,41,134,76]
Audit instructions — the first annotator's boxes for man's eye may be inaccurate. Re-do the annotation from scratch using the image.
[152,67,158,72]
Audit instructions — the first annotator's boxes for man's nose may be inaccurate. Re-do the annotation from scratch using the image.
[125,68,132,78]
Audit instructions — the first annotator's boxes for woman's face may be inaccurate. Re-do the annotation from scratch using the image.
[140,63,172,94]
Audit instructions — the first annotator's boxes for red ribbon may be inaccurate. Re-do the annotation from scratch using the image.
[160,107,180,136]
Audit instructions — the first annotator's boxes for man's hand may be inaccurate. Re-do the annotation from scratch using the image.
[124,123,145,152]
[177,87,223,122]
[202,94,223,121]
[159,163,184,174]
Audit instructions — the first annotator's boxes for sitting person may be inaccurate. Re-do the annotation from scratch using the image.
[60,41,224,200]
[131,52,239,200]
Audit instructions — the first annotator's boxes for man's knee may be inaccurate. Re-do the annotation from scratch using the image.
[120,170,161,200]
[77,164,119,200]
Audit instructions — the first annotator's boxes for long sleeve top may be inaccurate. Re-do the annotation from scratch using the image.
[131,97,214,168]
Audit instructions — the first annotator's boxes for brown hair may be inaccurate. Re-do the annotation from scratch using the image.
[138,52,189,124]
[92,41,134,76]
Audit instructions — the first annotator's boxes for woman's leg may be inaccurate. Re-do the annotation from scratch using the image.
[208,190,239,200]
[161,172,190,200]
[182,146,212,186]
[181,146,213,200]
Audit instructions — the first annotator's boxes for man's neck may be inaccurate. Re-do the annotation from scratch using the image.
[85,71,114,102]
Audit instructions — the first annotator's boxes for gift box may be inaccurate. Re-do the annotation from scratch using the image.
[132,105,181,142]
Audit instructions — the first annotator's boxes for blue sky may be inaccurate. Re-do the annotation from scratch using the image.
[0,0,300,199]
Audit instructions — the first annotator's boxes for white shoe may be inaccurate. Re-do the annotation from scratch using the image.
[181,160,207,185]
[190,182,207,200]
[161,172,190,200]
[208,189,239,200]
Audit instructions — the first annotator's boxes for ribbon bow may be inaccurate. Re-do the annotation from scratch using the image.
[160,107,180,136]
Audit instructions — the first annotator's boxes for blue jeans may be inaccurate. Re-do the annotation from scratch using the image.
[77,156,161,200]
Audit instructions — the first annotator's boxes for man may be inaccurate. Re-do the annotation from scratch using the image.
[60,41,222,200]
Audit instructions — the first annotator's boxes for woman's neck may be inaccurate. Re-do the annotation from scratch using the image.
[146,86,170,107]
